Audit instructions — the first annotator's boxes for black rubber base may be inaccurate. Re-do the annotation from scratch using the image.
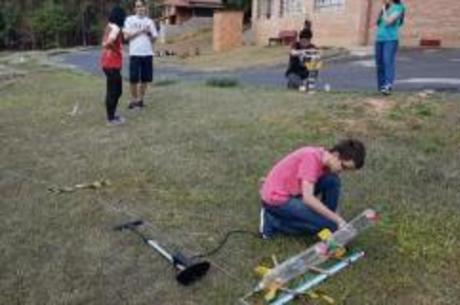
[176,261,210,285]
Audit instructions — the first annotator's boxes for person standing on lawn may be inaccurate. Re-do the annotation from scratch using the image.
[259,139,366,239]
[124,0,158,109]
[100,6,126,125]
[375,0,406,95]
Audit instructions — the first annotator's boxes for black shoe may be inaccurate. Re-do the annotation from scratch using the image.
[137,100,144,108]
[128,101,137,109]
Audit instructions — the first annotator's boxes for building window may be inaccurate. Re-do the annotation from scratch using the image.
[257,0,262,18]
[282,0,304,16]
[314,0,345,10]
[266,0,273,18]
[257,0,273,19]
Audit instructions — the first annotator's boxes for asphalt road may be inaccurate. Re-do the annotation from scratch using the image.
[56,47,460,93]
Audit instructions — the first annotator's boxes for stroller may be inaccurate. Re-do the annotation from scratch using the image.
[300,49,322,91]
[286,48,323,92]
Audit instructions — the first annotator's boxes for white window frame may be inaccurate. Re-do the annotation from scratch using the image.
[314,0,346,11]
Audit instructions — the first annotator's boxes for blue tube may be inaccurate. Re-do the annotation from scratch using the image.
[269,251,365,305]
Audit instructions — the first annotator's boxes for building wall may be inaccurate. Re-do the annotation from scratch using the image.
[252,0,460,47]
[252,0,370,47]
[367,0,460,47]
[213,11,244,52]
[251,0,306,46]
[310,0,370,47]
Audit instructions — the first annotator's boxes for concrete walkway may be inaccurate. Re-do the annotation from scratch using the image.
[55,47,460,93]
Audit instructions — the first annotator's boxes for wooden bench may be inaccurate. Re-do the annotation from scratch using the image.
[268,30,297,46]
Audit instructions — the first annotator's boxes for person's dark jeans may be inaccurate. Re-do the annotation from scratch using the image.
[262,173,341,237]
[375,40,399,90]
[286,72,308,89]
[103,68,122,120]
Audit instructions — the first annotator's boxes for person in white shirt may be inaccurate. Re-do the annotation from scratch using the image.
[123,0,158,109]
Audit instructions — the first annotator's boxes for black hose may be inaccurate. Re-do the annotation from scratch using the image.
[193,229,261,259]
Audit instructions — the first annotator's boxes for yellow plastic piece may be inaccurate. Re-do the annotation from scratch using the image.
[264,286,279,302]
[308,290,336,304]
[332,247,347,258]
[318,228,332,241]
[305,61,323,71]
[254,266,271,277]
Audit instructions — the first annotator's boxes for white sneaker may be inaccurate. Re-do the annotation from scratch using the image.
[107,116,126,126]
[259,208,272,239]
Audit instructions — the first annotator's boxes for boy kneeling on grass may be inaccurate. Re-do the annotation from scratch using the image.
[259,139,366,239]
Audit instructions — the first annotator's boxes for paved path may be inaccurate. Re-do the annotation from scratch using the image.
[56,47,460,93]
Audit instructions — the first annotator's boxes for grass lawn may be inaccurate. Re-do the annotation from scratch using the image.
[156,44,346,72]
[1,62,460,305]
[155,29,346,71]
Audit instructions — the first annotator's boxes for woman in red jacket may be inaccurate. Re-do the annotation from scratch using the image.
[101,6,126,125]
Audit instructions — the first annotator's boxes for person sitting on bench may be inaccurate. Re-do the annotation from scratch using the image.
[285,29,318,91]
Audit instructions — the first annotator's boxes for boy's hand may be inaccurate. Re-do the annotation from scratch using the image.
[335,216,347,229]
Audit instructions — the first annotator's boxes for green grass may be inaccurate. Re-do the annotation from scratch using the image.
[1,63,460,305]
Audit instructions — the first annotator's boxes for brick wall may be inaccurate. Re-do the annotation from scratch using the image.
[310,0,370,46]
[213,11,244,52]
[252,0,460,47]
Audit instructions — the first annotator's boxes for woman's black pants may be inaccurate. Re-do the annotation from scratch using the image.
[103,68,122,120]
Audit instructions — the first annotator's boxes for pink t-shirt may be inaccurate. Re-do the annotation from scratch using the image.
[260,147,326,206]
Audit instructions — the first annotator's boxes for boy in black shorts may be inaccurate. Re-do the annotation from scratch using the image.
[123,0,158,108]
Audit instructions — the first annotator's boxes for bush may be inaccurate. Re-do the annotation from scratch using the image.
[205,77,239,88]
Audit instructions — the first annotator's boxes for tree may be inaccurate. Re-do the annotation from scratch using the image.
[222,0,251,24]
[30,1,75,49]
[0,3,20,49]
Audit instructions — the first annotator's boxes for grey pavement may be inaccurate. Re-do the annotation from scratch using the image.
[55,47,460,93]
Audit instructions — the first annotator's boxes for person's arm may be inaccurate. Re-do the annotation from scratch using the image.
[148,20,158,43]
[301,179,347,228]
[123,28,145,41]
[289,41,301,57]
[123,18,145,41]
[102,25,120,49]
[381,5,403,25]
[290,49,302,56]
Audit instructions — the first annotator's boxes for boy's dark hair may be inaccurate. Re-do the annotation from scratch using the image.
[109,6,126,28]
[303,19,312,31]
[299,28,312,40]
[330,139,366,169]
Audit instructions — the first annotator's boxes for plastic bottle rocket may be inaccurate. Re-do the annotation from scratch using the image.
[254,209,378,292]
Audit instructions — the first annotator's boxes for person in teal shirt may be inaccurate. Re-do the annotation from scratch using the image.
[375,0,405,95]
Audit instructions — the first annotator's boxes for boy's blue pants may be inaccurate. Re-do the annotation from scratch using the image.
[262,173,340,237]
